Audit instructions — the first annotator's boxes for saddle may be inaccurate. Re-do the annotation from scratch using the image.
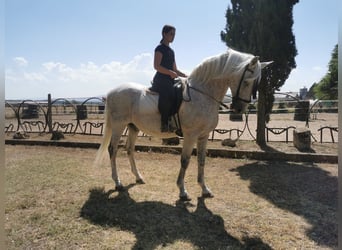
[148,78,185,136]
[170,78,184,116]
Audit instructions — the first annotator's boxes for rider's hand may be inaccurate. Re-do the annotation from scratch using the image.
[169,70,178,79]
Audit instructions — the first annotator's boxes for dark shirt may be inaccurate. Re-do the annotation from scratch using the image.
[151,44,175,92]
[155,43,175,74]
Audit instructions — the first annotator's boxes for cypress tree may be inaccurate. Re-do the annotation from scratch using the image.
[221,0,298,146]
[314,44,338,100]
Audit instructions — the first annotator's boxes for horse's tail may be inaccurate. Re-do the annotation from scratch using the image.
[94,100,112,166]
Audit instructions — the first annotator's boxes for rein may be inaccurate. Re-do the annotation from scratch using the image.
[184,83,230,109]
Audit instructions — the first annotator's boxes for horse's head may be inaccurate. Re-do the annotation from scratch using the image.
[230,57,272,113]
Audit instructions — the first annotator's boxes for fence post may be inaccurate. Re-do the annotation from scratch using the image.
[47,93,52,133]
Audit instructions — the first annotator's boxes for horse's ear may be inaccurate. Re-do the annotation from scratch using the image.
[248,56,259,72]
[260,61,273,69]
[250,56,259,67]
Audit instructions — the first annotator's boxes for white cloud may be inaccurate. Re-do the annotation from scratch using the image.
[23,72,47,82]
[13,57,28,67]
[5,53,155,99]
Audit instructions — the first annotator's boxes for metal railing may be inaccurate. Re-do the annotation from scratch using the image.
[5,94,338,143]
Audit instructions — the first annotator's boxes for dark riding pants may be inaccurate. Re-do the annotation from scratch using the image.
[151,74,175,126]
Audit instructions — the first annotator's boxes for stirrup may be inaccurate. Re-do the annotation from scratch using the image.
[175,129,183,137]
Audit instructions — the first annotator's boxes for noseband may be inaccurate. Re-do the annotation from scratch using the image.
[232,64,258,104]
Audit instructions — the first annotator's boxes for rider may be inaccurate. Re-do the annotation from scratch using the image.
[151,25,187,132]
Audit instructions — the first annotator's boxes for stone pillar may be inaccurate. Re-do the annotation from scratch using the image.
[293,128,311,151]
[229,113,243,121]
[76,105,88,120]
[294,101,310,121]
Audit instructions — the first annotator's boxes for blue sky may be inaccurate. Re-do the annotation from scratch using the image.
[5,0,338,99]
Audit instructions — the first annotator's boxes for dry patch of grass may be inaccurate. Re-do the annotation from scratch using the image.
[5,145,337,249]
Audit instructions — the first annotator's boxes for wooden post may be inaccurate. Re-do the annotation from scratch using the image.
[47,93,52,133]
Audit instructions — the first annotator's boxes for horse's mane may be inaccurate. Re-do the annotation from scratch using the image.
[189,49,253,84]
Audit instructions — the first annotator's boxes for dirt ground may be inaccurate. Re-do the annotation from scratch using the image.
[5,145,338,249]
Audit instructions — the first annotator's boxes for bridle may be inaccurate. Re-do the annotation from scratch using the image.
[232,64,259,104]
[183,63,259,109]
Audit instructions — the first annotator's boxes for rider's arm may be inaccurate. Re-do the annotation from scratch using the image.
[154,51,178,78]
[173,62,187,78]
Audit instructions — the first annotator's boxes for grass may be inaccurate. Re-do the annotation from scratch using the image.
[5,145,337,249]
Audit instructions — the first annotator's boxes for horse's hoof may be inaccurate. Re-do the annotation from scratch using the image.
[202,192,214,198]
[179,194,192,201]
[136,179,145,185]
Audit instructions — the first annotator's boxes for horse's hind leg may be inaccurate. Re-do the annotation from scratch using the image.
[108,125,126,191]
[126,123,145,184]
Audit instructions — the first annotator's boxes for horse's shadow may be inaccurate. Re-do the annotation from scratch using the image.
[232,161,337,248]
[80,185,272,250]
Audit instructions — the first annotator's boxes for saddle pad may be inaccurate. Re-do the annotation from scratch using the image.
[138,88,159,114]
[145,88,159,95]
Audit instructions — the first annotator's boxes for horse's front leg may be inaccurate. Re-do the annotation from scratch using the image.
[197,135,213,198]
[177,137,196,201]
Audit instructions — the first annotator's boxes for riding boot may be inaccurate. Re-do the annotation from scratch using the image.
[161,123,169,132]
[161,115,170,133]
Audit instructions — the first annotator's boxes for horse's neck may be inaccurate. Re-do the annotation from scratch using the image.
[193,79,230,103]
[213,79,230,101]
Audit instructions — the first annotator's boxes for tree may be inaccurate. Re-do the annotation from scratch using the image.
[221,0,298,146]
[306,82,317,100]
[314,44,338,100]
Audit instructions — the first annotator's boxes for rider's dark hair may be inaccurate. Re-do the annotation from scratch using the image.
[160,25,176,43]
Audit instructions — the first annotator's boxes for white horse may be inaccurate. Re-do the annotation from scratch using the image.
[95,48,272,201]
